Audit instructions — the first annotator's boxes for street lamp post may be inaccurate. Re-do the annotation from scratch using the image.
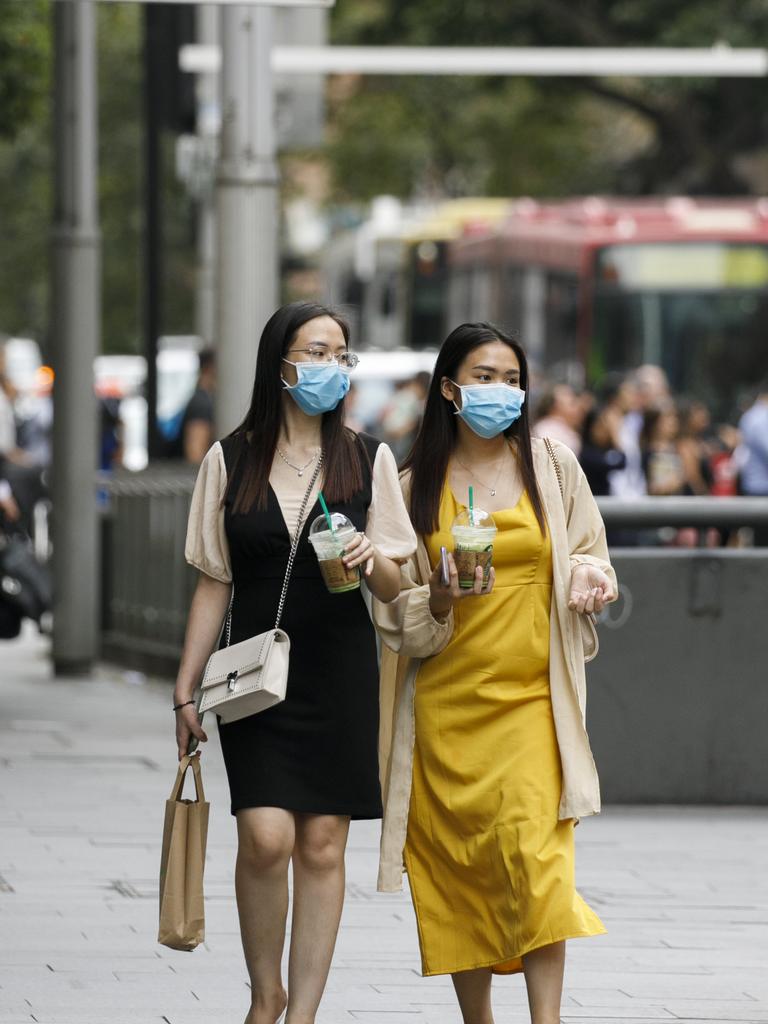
[51,1,100,675]
[214,5,279,435]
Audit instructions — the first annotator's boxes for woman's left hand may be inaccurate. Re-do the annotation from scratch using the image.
[568,564,616,615]
[343,532,376,577]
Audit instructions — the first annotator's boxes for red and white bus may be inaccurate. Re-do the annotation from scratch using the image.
[447,197,768,417]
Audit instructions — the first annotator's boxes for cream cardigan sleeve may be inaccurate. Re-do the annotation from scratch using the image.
[554,440,617,591]
[184,441,232,584]
[366,443,418,562]
[371,470,454,659]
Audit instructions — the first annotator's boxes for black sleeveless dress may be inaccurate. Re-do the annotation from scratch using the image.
[217,433,383,819]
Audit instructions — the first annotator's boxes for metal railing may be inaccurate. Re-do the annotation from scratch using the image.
[596,495,768,528]
[98,471,768,672]
[99,468,198,670]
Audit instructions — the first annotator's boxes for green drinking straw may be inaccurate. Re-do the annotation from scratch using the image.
[318,491,335,534]
[468,485,474,526]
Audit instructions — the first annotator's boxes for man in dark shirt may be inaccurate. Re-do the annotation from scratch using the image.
[180,348,216,464]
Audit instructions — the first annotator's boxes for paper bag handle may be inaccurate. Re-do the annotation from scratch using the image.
[169,753,206,804]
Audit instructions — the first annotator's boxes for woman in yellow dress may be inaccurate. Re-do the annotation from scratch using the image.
[373,323,617,1024]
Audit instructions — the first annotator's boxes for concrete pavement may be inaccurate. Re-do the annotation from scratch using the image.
[1,625,767,1024]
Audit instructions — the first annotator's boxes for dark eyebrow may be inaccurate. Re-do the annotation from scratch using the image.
[472,364,519,374]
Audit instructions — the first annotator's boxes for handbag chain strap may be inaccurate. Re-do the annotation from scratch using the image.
[543,436,564,502]
[224,452,324,647]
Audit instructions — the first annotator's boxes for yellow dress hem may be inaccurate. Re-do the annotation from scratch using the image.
[419,924,608,978]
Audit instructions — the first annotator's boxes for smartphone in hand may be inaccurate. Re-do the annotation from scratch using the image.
[440,546,450,587]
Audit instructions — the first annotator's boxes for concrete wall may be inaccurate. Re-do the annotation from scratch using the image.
[586,549,768,804]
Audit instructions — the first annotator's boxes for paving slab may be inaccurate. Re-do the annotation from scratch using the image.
[1,627,768,1023]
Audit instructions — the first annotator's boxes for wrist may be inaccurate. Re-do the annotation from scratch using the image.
[429,597,451,621]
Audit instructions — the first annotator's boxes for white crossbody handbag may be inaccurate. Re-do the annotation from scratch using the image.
[196,455,323,725]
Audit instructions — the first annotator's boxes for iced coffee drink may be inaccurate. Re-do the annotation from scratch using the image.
[308,513,361,594]
[451,508,497,589]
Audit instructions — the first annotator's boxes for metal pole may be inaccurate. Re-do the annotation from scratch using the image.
[51,1,100,675]
[215,4,279,435]
[143,7,163,460]
[195,4,219,346]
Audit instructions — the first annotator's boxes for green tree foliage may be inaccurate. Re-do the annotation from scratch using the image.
[0,4,195,354]
[329,0,768,197]
[0,1,51,343]
[0,0,49,141]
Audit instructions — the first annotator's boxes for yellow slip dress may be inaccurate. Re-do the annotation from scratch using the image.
[404,484,605,977]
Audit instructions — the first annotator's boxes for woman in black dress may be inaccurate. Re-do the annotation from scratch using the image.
[173,302,416,1024]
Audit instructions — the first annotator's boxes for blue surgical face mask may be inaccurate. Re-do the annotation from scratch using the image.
[451,382,526,439]
[281,359,351,416]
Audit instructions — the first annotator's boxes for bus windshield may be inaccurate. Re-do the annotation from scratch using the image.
[591,242,768,419]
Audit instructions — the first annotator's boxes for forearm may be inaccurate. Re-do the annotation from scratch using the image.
[366,552,401,603]
[173,573,232,702]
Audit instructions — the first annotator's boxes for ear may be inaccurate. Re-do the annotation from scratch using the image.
[440,377,458,406]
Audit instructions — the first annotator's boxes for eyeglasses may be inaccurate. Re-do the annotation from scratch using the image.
[286,346,359,370]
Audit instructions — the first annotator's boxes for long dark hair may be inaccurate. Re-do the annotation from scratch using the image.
[225,301,363,515]
[402,322,546,536]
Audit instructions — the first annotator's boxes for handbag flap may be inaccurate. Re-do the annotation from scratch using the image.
[201,630,278,689]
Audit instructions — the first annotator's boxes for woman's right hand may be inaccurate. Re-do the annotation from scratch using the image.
[428,550,496,620]
[175,702,208,761]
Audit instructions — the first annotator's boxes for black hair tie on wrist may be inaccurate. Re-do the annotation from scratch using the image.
[173,699,196,712]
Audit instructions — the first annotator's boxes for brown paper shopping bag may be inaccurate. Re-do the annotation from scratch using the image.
[158,753,210,951]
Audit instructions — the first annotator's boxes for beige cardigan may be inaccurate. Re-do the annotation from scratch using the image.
[372,437,617,893]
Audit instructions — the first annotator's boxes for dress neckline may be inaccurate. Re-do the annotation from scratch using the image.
[268,482,320,544]
[447,483,527,519]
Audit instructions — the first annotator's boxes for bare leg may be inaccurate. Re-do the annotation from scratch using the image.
[451,967,494,1024]
[522,941,566,1024]
[236,808,295,1024]
[285,813,350,1024]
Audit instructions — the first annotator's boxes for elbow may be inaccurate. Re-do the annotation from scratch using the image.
[372,578,401,604]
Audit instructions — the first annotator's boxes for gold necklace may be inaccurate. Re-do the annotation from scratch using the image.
[452,450,509,497]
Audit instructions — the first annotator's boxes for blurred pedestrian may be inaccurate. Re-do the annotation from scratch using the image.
[533,382,585,456]
[677,398,714,496]
[16,366,54,469]
[374,322,616,1024]
[738,380,768,544]
[579,402,627,496]
[640,403,686,496]
[174,302,416,1024]
[380,371,430,463]
[177,348,217,464]
[99,396,123,472]
[597,373,646,498]
[0,344,19,462]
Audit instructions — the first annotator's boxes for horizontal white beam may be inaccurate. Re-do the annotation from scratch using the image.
[272,45,768,77]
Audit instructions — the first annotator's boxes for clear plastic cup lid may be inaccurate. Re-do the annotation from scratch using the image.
[309,512,355,538]
[451,507,496,531]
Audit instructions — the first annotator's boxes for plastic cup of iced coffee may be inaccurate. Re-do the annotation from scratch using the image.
[451,508,497,589]
[308,513,361,594]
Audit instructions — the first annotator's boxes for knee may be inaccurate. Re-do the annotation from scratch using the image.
[296,823,347,874]
[237,823,293,874]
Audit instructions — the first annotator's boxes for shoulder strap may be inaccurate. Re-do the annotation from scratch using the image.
[222,452,324,645]
[543,437,565,504]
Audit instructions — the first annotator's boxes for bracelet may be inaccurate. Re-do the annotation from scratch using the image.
[172,699,196,712]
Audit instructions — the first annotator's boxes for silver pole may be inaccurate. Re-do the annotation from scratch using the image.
[194,4,219,346]
[215,4,279,435]
[51,1,100,675]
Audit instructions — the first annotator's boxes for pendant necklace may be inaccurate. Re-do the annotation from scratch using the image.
[453,450,508,496]
[276,445,319,477]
